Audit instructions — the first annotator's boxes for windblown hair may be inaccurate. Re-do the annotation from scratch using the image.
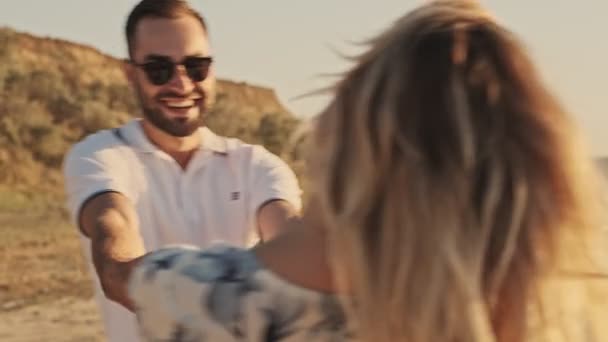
[311,1,608,341]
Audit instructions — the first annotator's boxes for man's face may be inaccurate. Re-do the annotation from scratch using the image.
[127,15,215,137]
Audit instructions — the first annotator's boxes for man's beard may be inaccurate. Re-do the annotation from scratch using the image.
[135,86,206,137]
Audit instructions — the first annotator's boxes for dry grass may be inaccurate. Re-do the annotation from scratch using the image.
[0,191,93,312]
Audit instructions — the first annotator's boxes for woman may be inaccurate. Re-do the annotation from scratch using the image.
[128,1,608,341]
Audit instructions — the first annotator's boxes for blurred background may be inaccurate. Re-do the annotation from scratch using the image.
[0,1,606,340]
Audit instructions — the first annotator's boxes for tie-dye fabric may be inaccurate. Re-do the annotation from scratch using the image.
[129,244,356,341]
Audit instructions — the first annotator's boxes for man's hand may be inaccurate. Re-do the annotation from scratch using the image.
[257,199,300,242]
[80,192,146,311]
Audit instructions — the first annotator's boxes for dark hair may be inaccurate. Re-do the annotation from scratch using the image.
[125,0,208,57]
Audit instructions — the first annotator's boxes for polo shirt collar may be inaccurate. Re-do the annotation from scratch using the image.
[118,119,227,154]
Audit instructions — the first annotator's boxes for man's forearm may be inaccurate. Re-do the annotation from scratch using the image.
[91,229,142,311]
[85,198,145,311]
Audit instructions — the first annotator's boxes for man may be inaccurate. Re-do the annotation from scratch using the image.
[63,1,301,341]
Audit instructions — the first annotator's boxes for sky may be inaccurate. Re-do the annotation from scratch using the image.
[1,1,606,155]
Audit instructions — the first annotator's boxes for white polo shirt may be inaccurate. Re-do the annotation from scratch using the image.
[63,119,301,342]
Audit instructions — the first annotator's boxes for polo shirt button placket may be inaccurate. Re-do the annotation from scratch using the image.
[165,156,185,210]
[181,153,206,231]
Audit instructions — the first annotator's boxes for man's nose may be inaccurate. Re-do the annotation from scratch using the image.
[166,65,194,95]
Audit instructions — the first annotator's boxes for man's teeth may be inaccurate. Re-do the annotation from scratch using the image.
[165,99,199,108]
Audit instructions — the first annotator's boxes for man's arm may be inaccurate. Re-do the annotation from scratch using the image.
[248,144,303,242]
[79,192,145,311]
[257,199,300,241]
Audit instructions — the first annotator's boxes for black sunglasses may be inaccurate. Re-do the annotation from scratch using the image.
[130,56,213,86]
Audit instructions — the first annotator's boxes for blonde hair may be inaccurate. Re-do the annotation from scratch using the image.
[310,1,608,341]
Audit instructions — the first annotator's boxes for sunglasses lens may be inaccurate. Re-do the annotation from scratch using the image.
[142,61,173,85]
[184,58,212,82]
[137,57,211,85]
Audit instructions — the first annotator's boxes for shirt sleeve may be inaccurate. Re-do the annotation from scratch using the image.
[63,136,132,228]
[248,146,302,220]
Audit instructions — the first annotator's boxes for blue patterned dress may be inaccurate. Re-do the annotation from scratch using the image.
[129,244,355,341]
